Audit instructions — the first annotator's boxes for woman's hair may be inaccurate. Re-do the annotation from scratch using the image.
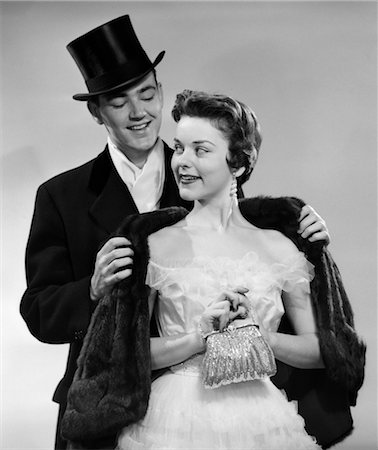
[171,89,262,185]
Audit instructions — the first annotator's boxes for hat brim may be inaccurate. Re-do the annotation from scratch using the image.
[72,51,165,101]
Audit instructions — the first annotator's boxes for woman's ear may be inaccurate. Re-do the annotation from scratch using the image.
[250,148,258,170]
[234,166,246,178]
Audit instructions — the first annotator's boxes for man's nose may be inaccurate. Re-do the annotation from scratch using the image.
[129,99,145,120]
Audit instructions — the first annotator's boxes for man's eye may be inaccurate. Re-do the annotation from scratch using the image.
[141,90,156,101]
[111,102,126,108]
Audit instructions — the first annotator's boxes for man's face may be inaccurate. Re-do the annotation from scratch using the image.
[89,72,163,163]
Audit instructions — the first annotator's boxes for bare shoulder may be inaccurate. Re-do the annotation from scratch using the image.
[257,227,300,263]
[148,220,188,259]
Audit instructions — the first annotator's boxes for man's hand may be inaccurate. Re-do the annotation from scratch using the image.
[90,237,134,301]
[298,205,330,245]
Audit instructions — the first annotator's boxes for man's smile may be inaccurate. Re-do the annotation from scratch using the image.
[128,122,150,131]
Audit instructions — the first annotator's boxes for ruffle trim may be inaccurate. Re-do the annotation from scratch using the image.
[146,251,314,296]
[118,373,320,450]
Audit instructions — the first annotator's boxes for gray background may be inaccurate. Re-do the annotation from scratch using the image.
[1,1,377,449]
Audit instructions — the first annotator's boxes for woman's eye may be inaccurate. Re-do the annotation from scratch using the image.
[174,144,184,154]
[196,147,208,155]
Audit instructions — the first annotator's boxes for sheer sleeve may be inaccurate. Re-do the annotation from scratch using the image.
[280,253,314,294]
[145,260,170,291]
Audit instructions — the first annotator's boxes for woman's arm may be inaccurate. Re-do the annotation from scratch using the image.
[148,287,248,370]
[264,285,324,369]
[148,288,204,370]
[150,333,204,370]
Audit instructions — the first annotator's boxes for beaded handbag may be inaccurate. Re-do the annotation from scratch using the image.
[201,318,277,389]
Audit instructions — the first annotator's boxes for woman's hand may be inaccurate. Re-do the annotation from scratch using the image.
[199,286,250,336]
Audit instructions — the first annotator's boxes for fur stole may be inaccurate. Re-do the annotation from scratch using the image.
[239,197,366,402]
[61,196,366,446]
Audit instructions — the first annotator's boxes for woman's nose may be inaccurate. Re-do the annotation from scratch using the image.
[176,148,193,167]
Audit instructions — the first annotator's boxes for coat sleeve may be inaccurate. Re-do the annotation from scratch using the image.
[20,184,94,344]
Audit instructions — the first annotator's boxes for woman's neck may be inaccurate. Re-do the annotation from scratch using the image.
[186,197,240,232]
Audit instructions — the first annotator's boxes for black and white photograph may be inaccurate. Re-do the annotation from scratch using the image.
[1,1,377,449]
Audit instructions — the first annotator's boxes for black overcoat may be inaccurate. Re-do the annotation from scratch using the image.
[20,143,189,408]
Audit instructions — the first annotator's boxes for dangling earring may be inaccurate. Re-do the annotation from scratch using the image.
[224,171,238,229]
[230,171,238,202]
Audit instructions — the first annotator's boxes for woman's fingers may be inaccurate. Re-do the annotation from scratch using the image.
[202,286,251,332]
[218,312,230,331]
[214,287,249,310]
[229,304,249,321]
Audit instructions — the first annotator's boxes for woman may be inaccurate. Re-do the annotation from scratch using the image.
[117,90,323,449]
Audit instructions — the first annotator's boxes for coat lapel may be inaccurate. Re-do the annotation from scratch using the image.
[88,147,138,234]
[88,143,191,234]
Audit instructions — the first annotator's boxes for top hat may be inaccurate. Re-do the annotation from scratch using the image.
[67,15,165,101]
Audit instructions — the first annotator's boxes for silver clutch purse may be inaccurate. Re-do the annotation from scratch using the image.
[201,318,277,389]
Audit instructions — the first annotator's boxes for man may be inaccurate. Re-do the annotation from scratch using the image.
[20,15,329,450]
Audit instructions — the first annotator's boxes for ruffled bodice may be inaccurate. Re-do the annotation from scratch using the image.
[146,251,314,337]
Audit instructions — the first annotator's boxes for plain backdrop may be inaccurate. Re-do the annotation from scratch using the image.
[1,1,377,449]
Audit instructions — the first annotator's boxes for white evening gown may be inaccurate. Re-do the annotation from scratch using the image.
[117,251,320,450]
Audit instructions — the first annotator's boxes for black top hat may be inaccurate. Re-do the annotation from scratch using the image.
[67,15,165,101]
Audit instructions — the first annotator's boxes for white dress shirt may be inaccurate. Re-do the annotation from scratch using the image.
[108,137,165,213]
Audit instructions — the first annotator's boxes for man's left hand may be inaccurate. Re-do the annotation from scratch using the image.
[298,205,330,245]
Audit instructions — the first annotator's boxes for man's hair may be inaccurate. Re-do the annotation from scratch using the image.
[171,90,262,185]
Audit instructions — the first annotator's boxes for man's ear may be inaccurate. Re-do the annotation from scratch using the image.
[157,82,164,106]
[87,100,103,125]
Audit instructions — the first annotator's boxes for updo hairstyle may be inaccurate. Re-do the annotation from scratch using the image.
[171,89,262,185]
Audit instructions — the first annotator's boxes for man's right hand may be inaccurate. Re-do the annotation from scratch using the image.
[90,237,134,301]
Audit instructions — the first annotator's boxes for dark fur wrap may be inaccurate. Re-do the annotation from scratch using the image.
[61,197,366,447]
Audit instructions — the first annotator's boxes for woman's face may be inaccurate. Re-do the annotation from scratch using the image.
[171,116,233,203]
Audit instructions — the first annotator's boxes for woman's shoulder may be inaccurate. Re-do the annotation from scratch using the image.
[148,220,188,259]
[237,207,298,257]
[254,227,301,263]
